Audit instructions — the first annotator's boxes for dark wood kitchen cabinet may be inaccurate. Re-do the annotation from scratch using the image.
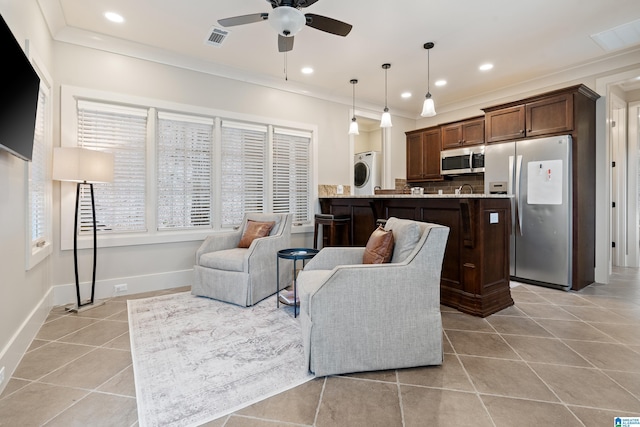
[483,84,599,291]
[441,116,485,149]
[406,126,442,182]
[484,91,573,143]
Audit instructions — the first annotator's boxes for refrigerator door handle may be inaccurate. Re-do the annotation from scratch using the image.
[515,154,523,236]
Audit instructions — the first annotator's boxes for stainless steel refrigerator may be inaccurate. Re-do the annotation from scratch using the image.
[484,135,572,290]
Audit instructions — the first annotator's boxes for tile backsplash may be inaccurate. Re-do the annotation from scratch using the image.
[396,174,485,195]
[318,184,352,197]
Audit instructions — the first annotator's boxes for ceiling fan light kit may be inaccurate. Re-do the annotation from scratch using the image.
[380,63,393,128]
[421,42,437,117]
[218,0,353,53]
[349,79,359,135]
[268,6,305,36]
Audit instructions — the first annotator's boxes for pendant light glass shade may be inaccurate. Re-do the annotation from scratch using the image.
[348,79,359,135]
[420,42,437,118]
[349,118,359,135]
[380,109,392,128]
[421,93,436,117]
[380,63,392,128]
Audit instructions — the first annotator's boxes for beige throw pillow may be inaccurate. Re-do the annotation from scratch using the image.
[363,225,395,264]
[238,220,275,248]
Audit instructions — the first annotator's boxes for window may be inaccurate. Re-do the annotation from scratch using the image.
[273,128,311,225]
[26,56,52,270]
[157,112,213,230]
[76,101,148,234]
[60,86,315,249]
[220,121,268,226]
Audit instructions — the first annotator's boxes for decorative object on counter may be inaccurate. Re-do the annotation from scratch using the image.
[348,79,359,135]
[411,187,424,195]
[380,63,393,128]
[52,147,114,313]
[420,42,436,118]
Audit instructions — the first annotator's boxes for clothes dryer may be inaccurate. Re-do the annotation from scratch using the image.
[354,151,381,195]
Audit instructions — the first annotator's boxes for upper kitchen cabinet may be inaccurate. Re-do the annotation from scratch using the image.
[441,117,485,149]
[484,90,575,143]
[406,127,442,182]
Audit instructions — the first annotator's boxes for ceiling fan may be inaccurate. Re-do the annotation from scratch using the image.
[218,0,353,52]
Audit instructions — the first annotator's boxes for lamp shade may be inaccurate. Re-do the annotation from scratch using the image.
[348,118,359,135]
[269,6,306,37]
[421,95,436,117]
[380,110,393,128]
[52,147,114,183]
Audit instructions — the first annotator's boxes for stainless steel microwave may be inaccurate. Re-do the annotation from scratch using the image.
[441,145,485,175]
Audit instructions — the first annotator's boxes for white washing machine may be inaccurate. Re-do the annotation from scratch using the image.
[354,151,381,195]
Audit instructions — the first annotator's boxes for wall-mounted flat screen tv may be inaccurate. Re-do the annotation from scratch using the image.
[0,13,40,162]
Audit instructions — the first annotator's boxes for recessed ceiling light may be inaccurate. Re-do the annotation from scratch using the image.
[479,63,494,71]
[435,80,447,87]
[301,67,314,74]
[105,12,124,23]
[401,92,412,99]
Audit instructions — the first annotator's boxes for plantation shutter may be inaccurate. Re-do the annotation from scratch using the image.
[272,127,311,225]
[220,121,267,227]
[157,112,213,230]
[29,88,49,248]
[77,100,148,234]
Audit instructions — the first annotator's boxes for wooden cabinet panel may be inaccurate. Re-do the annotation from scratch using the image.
[406,132,424,181]
[485,93,574,142]
[441,117,485,149]
[406,127,442,182]
[526,93,573,137]
[423,128,442,180]
[485,105,525,143]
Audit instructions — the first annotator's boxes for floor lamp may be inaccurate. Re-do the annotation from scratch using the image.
[53,147,114,312]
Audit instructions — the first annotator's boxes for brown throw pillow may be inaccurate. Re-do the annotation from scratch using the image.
[363,225,395,264]
[238,220,275,248]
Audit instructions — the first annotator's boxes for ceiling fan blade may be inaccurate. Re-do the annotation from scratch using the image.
[278,35,294,52]
[304,14,352,36]
[297,0,321,7]
[218,13,268,27]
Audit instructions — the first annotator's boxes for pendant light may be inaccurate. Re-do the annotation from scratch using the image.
[421,42,437,118]
[380,63,393,128]
[348,79,359,135]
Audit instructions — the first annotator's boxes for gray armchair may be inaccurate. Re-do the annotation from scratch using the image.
[192,213,293,306]
[297,218,449,377]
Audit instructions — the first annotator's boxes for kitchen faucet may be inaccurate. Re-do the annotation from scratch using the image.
[458,184,474,194]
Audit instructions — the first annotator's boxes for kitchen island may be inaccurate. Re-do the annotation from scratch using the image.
[319,194,513,317]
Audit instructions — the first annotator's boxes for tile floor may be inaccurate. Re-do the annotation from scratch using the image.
[1,268,639,426]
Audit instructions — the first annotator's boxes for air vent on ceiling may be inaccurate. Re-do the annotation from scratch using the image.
[591,18,640,52]
[205,26,229,47]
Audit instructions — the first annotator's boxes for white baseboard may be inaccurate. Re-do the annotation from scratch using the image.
[52,269,194,306]
[0,288,53,395]
[0,269,193,395]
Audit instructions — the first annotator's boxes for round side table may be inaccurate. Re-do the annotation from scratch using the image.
[276,248,319,317]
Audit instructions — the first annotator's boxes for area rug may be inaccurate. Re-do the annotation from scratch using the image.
[128,292,313,427]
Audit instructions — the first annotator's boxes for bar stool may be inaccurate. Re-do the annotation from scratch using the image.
[313,214,351,249]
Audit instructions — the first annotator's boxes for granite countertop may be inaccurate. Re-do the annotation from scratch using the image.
[320,193,512,199]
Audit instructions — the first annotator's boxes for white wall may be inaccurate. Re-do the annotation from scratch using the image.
[0,0,56,391]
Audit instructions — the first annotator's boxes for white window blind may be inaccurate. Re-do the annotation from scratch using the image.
[273,127,311,225]
[220,121,267,226]
[77,100,148,234]
[29,88,50,249]
[157,112,213,230]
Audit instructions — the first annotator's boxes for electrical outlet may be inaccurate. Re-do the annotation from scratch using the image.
[336,184,344,195]
[0,366,5,384]
[114,284,128,293]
